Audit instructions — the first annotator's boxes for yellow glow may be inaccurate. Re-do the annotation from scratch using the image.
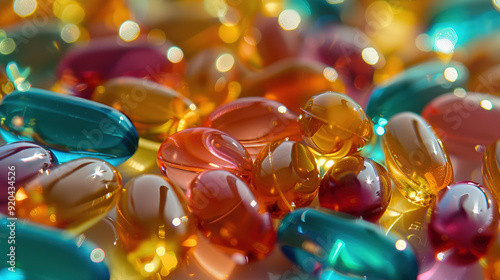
[147,29,166,46]
[49,214,57,222]
[262,0,282,17]
[365,1,393,29]
[395,239,407,251]
[278,9,301,31]
[167,46,184,63]
[159,251,178,272]
[156,246,166,256]
[61,2,85,24]
[361,47,379,65]
[204,0,228,17]
[0,38,16,55]
[481,100,493,110]
[181,238,197,247]
[219,7,240,26]
[172,218,181,226]
[219,25,240,44]
[215,54,235,72]
[436,252,445,261]
[13,0,37,17]
[323,67,339,82]
[60,24,80,43]
[444,67,458,82]
[208,162,220,168]
[189,103,197,111]
[144,263,156,273]
[119,20,140,42]
[325,160,334,169]
[277,106,287,114]
[90,248,105,263]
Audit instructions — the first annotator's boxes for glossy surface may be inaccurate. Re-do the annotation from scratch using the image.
[116,174,196,277]
[383,112,453,206]
[366,60,469,124]
[16,158,121,234]
[204,97,301,159]
[422,92,500,159]
[0,142,58,203]
[299,91,373,156]
[157,127,253,191]
[0,219,110,280]
[92,77,200,142]
[278,208,419,280]
[482,139,500,211]
[428,181,499,264]
[0,88,139,165]
[319,156,392,222]
[187,170,275,262]
[252,139,320,218]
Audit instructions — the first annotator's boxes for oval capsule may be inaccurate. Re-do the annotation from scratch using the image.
[278,208,419,280]
[382,112,453,206]
[482,139,500,205]
[319,156,392,222]
[203,97,301,159]
[0,88,139,165]
[116,174,197,277]
[299,91,373,156]
[252,139,320,218]
[422,92,500,159]
[0,219,110,280]
[16,158,122,234]
[428,181,499,264]
[187,170,275,262]
[157,127,253,190]
[92,77,200,142]
[366,60,469,125]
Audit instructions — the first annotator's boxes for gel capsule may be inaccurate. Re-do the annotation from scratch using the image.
[482,139,500,205]
[203,97,301,159]
[116,174,197,277]
[0,219,110,279]
[319,156,392,222]
[0,88,139,165]
[92,77,200,142]
[278,208,419,280]
[366,60,469,125]
[0,142,58,203]
[383,112,453,206]
[187,170,275,263]
[422,92,500,159]
[16,158,122,234]
[428,181,499,264]
[157,127,253,190]
[252,139,320,218]
[299,91,373,156]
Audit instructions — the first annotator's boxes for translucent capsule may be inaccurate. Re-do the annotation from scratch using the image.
[252,139,320,218]
[0,88,139,165]
[422,92,500,159]
[0,141,58,204]
[16,158,122,234]
[157,127,253,191]
[299,91,373,156]
[319,156,392,222]
[278,208,419,280]
[203,97,301,159]
[116,174,197,277]
[382,112,453,206]
[366,60,469,125]
[92,77,200,143]
[187,170,275,263]
[482,139,500,205]
[0,219,110,279]
[428,181,499,264]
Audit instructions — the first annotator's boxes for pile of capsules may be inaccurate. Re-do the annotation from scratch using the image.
[1,0,500,279]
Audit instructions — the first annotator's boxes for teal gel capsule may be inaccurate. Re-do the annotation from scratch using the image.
[278,208,419,280]
[366,60,468,125]
[0,89,139,165]
[0,219,110,280]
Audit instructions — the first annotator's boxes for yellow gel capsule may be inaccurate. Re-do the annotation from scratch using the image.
[92,77,200,142]
[482,139,500,205]
[382,112,453,206]
[16,158,122,235]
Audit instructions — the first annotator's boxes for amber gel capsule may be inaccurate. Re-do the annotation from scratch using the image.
[482,139,500,204]
[382,112,453,206]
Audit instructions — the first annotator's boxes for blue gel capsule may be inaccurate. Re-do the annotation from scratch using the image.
[278,208,419,280]
[0,89,138,165]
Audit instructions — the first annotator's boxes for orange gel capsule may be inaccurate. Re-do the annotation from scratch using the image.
[116,174,197,277]
[92,77,200,142]
[252,139,320,218]
[16,158,122,234]
[482,139,500,205]
[382,112,453,206]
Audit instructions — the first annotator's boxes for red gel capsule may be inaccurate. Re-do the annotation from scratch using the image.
[203,97,301,160]
[318,156,392,222]
[157,127,253,191]
[428,181,499,264]
[187,170,276,263]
